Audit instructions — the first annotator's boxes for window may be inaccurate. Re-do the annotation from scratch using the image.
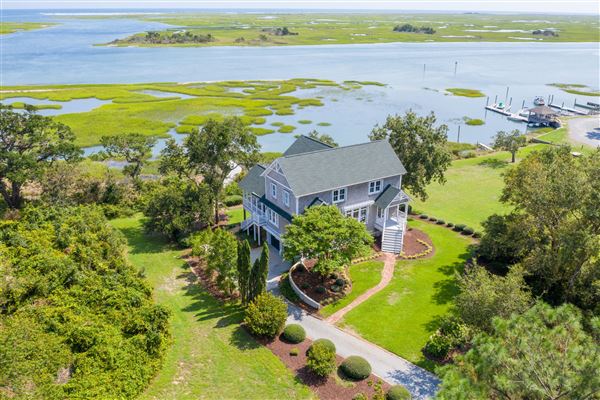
[377,207,384,219]
[268,209,279,226]
[368,180,383,195]
[345,207,368,224]
[270,182,277,199]
[332,188,346,203]
[283,190,290,207]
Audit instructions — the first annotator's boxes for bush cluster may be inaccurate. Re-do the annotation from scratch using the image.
[244,293,288,338]
[423,317,471,359]
[419,214,428,219]
[386,385,412,400]
[340,356,372,380]
[453,224,466,232]
[306,341,337,377]
[223,194,243,206]
[282,324,306,344]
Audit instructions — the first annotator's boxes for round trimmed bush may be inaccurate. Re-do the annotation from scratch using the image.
[282,324,306,344]
[436,219,445,225]
[462,227,474,235]
[340,356,371,380]
[446,222,454,228]
[308,338,336,355]
[453,224,466,232]
[386,385,412,400]
[419,214,428,219]
[315,285,326,294]
[428,216,438,222]
[335,278,346,286]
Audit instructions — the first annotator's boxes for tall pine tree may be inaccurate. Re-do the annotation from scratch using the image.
[237,240,252,304]
[248,243,270,303]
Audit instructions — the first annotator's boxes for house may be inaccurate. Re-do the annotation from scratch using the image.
[238,135,409,254]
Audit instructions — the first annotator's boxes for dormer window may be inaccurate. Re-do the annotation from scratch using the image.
[368,180,382,195]
[270,182,277,198]
[332,188,346,203]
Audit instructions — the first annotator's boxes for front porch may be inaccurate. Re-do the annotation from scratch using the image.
[373,187,410,254]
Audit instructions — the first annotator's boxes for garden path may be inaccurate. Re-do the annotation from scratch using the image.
[326,253,396,324]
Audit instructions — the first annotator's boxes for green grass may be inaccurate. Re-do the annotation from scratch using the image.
[1,79,367,147]
[320,261,385,318]
[446,88,485,98]
[549,83,600,96]
[339,220,472,371]
[464,117,485,126]
[109,215,312,400]
[0,22,55,34]
[98,13,600,47]
[226,206,245,225]
[8,102,62,110]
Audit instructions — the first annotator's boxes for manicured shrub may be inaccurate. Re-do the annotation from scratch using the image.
[282,324,306,344]
[419,214,428,219]
[386,385,412,400]
[423,333,453,359]
[472,231,482,238]
[436,219,445,225]
[335,278,346,286]
[423,317,471,359]
[315,285,326,294]
[244,292,288,338]
[462,227,474,235]
[428,216,437,222]
[308,338,336,354]
[340,356,372,380]
[446,222,454,228]
[223,194,243,206]
[453,224,466,232]
[290,347,299,356]
[331,285,341,292]
[306,341,336,377]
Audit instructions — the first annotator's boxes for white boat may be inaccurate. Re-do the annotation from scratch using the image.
[534,96,545,106]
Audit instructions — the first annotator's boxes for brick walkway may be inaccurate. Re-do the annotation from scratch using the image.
[326,252,396,324]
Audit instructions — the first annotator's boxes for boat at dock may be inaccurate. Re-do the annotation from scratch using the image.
[534,96,546,106]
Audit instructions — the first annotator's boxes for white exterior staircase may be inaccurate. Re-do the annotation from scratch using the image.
[381,224,405,254]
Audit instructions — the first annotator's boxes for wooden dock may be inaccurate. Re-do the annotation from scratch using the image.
[574,101,600,111]
[548,103,588,116]
[485,104,511,116]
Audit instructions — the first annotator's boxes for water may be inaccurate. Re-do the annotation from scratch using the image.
[2,9,599,153]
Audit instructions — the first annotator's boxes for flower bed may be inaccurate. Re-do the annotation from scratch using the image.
[290,262,351,307]
[397,228,435,260]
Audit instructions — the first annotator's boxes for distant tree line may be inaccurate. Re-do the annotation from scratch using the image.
[112,30,216,45]
[393,24,436,34]
[261,27,298,36]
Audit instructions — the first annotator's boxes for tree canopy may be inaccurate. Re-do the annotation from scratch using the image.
[437,302,600,400]
[369,111,452,201]
[307,129,338,147]
[479,147,600,311]
[100,133,156,179]
[492,129,526,163]
[0,106,80,209]
[159,117,260,223]
[282,205,372,277]
[0,206,169,398]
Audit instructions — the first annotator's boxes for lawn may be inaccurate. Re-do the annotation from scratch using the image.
[338,220,472,371]
[226,206,245,225]
[101,13,599,46]
[320,260,385,318]
[110,215,312,400]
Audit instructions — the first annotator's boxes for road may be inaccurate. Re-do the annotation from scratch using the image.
[568,116,600,148]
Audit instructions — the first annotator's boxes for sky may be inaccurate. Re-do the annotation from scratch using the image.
[3,0,599,14]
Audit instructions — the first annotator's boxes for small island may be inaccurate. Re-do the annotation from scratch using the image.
[1,22,56,35]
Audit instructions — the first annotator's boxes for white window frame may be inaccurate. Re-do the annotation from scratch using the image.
[283,190,290,207]
[268,209,279,226]
[345,206,368,224]
[377,207,384,219]
[368,180,383,195]
[332,188,346,204]
[270,182,277,199]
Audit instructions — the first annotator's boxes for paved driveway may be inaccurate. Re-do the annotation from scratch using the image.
[568,115,600,148]
[254,245,440,399]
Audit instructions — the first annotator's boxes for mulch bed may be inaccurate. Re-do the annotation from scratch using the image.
[401,228,435,259]
[261,335,391,400]
[291,263,351,304]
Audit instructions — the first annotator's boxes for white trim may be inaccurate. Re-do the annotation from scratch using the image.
[268,208,279,226]
[342,200,374,210]
[331,187,346,204]
[283,190,290,207]
[368,179,383,195]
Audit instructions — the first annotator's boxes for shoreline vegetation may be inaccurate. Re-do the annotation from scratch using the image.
[0,22,56,35]
[0,79,374,147]
[549,83,600,97]
[446,88,486,98]
[98,13,600,47]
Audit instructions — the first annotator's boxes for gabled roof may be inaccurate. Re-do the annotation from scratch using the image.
[238,164,266,196]
[307,197,327,207]
[283,135,333,156]
[277,140,406,197]
[374,184,410,208]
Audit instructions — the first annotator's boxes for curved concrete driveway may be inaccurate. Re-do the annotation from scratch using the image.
[252,245,440,399]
